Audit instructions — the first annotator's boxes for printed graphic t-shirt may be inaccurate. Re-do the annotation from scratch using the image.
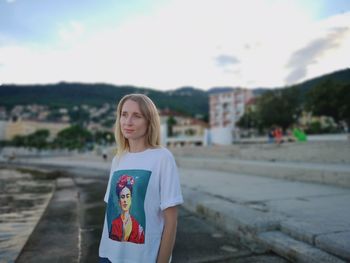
[99,147,183,263]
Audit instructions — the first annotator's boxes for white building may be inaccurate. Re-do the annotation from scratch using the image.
[209,88,253,145]
[159,109,209,147]
[0,120,6,140]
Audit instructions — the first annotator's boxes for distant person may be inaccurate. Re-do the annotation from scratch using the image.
[273,127,283,145]
[8,151,16,162]
[286,127,296,143]
[267,128,275,144]
[99,94,183,263]
[102,148,108,161]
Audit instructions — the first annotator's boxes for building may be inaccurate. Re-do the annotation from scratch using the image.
[159,109,209,147]
[298,111,337,131]
[5,119,70,141]
[172,117,208,137]
[0,107,7,120]
[0,120,6,140]
[209,88,253,144]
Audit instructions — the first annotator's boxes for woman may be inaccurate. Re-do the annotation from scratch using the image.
[99,94,183,263]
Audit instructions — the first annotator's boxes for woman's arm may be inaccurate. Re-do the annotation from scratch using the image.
[157,206,178,263]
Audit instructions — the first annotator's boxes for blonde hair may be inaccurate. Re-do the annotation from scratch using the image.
[114,94,161,156]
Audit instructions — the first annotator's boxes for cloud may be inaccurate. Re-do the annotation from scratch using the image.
[285,26,349,84]
[215,54,240,67]
[5,0,16,3]
[0,1,349,90]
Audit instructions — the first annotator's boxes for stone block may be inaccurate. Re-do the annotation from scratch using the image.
[315,231,350,261]
[258,231,346,263]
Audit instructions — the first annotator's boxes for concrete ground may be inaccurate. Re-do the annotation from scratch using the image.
[2,141,350,262]
[179,167,350,262]
[12,168,288,263]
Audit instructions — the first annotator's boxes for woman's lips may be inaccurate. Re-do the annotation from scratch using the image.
[124,129,134,133]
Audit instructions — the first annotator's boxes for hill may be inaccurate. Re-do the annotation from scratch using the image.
[289,68,350,94]
[0,68,349,116]
[0,83,209,117]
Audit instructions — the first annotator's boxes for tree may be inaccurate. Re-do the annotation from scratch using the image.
[94,130,114,145]
[12,135,27,147]
[237,109,260,131]
[54,125,92,150]
[167,116,177,137]
[26,129,50,149]
[256,87,301,131]
[338,83,350,130]
[306,80,350,131]
[10,129,50,149]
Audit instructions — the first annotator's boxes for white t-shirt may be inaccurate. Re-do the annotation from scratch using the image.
[99,147,183,263]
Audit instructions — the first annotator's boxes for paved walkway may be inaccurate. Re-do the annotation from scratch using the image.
[179,167,350,262]
[2,152,350,262]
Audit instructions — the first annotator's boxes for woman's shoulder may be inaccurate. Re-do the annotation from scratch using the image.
[151,146,174,159]
[110,154,122,168]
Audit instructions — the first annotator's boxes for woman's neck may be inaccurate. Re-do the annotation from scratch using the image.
[128,139,148,153]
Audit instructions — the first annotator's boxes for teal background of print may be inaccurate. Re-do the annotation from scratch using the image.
[107,169,151,234]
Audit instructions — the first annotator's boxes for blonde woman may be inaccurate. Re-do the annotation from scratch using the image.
[99,94,183,263]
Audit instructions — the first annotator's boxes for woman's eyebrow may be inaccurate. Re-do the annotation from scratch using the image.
[122,109,142,114]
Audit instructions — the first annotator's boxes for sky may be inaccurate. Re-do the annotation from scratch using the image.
[0,0,349,91]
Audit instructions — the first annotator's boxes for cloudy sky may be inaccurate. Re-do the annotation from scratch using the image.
[0,0,349,91]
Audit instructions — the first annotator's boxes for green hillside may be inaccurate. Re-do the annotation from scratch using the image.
[291,68,350,94]
[1,68,349,117]
[0,83,209,117]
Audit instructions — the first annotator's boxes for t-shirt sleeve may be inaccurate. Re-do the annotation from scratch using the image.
[159,151,184,211]
[103,156,118,203]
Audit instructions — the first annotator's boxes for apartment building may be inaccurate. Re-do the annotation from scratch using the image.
[209,88,253,144]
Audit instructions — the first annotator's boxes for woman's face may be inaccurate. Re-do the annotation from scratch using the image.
[119,187,132,212]
[120,99,148,143]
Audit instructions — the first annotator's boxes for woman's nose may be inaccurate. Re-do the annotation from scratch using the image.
[126,117,133,125]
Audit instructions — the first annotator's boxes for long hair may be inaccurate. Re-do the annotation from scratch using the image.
[115,94,161,156]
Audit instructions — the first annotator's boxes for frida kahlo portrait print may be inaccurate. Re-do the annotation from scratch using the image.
[107,169,151,244]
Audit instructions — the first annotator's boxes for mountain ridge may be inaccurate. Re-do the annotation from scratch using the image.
[1,68,349,117]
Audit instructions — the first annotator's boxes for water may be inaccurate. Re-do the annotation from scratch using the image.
[0,168,55,263]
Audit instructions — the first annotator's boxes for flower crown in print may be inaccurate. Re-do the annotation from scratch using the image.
[116,174,135,196]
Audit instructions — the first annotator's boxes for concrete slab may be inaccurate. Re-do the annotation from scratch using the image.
[280,220,346,245]
[180,167,350,262]
[268,194,350,236]
[177,157,350,188]
[258,231,346,263]
[171,141,350,164]
[179,168,350,203]
[182,186,283,251]
[315,231,350,261]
